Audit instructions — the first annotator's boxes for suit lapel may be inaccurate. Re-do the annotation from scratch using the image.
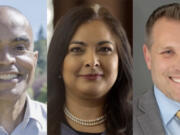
[137,89,166,135]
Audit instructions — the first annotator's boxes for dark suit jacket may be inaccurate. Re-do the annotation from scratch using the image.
[133,89,166,135]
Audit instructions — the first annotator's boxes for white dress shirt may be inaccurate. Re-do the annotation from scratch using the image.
[0,96,47,135]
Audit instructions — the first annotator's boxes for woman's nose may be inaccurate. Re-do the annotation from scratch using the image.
[84,50,100,68]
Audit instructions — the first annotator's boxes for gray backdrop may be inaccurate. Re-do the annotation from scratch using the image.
[133,0,180,98]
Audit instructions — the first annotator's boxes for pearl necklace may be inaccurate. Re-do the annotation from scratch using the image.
[64,106,106,126]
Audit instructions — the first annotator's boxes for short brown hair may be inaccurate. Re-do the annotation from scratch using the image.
[145,3,180,47]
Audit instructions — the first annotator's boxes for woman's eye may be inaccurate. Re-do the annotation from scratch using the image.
[99,47,112,52]
[69,47,83,53]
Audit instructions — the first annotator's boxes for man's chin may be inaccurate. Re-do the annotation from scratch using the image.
[0,84,27,101]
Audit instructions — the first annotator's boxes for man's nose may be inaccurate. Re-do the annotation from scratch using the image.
[176,55,180,69]
[84,50,100,68]
[0,50,16,65]
[172,54,180,73]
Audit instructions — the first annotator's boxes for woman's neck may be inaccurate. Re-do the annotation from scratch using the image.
[65,91,106,133]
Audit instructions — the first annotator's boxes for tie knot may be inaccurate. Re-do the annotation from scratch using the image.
[176,110,180,119]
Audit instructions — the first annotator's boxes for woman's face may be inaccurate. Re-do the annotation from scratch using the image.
[63,20,118,100]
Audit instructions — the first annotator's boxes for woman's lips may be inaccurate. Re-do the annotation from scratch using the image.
[78,74,103,80]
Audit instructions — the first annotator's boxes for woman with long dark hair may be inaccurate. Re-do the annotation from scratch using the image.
[48,4,132,135]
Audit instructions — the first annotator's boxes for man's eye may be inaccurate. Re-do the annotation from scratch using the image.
[163,50,173,54]
[161,50,175,57]
[15,44,26,51]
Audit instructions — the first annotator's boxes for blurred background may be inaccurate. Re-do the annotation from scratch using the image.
[0,0,47,103]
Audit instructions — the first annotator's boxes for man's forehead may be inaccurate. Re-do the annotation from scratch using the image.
[0,6,33,45]
[0,7,29,28]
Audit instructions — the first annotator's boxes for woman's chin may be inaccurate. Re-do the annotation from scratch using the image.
[78,89,107,100]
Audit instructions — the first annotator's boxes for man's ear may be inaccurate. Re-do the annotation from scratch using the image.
[33,51,38,66]
[143,44,152,70]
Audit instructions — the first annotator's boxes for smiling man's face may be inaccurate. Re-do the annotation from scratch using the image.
[143,17,180,102]
[0,8,38,100]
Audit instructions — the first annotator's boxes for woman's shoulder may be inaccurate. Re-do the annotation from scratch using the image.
[61,123,78,135]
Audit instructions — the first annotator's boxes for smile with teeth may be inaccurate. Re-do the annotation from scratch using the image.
[170,77,180,83]
[0,74,19,80]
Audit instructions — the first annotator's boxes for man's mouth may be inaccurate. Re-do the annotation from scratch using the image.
[0,73,19,80]
[169,77,180,84]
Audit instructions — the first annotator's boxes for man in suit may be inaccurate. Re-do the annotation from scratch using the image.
[134,3,180,135]
[0,6,47,135]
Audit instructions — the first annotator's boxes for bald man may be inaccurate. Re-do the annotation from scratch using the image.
[0,6,46,135]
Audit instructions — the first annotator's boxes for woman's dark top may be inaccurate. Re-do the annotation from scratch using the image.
[60,122,105,135]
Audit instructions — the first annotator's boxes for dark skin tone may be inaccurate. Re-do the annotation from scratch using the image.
[0,7,38,134]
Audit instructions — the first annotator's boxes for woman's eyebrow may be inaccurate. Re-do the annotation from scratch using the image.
[70,41,86,46]
[69,40,113,46]
[97,40,113,46]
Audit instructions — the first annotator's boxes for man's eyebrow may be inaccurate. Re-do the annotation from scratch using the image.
[0,37,30,44]
[97,40,113,45]
[11,36,30,43]
[159,44,177,50]
[70,41,86,46]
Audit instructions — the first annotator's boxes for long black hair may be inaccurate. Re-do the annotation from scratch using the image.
[48,4,132,135]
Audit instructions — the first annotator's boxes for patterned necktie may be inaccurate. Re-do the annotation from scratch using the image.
[166,111,180,135]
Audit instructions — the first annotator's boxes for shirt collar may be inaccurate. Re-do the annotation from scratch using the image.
[23,95,44,128]
[154,86,180,125]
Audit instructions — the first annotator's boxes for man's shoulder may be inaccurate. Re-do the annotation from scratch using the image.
[133,89,165,135]
[134,89,155,113]
[30,100,47,111]
[14,97,47,135]
[28,99,47,133]
[30,99,47,118]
